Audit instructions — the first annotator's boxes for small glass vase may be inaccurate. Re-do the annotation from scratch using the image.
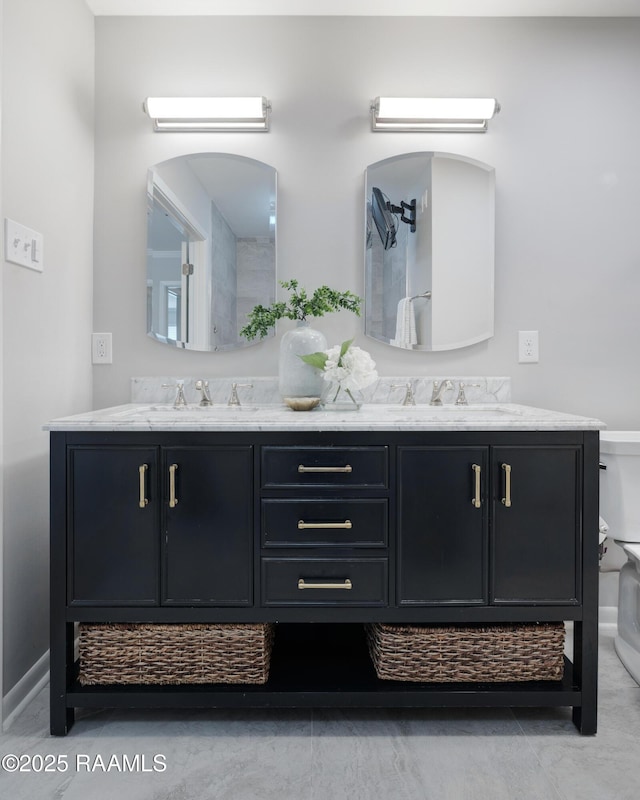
[321,382,363,411]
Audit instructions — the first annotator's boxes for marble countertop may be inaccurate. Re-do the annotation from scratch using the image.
[45,402,604,433]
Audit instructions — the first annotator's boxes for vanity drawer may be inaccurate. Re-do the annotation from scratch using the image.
[261,446,388,489]
[262,499,388,547]
[261,558,388,606]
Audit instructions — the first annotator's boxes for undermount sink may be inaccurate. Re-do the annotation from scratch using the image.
[113,404,261,418]
[386,404,521,416]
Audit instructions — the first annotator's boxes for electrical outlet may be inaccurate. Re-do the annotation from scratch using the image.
[92,332,113,364]
[518,330,539,363]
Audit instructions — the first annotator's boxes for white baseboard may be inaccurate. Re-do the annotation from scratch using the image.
[599,606,618,627]
[2,649,50,731]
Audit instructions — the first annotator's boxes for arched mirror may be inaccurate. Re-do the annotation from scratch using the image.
[364,152,494,351]
[147,153,277,351]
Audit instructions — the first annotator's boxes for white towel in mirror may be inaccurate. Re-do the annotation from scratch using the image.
[391,297,417,349]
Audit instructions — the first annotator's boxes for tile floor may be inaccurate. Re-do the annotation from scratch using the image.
[1,626,638,800]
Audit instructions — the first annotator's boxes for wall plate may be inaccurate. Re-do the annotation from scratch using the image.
[92,333,113,364]
[518,330,539,363]
[4,218,44,272]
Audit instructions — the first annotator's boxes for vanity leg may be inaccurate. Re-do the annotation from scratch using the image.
[50,701,74,737]
[573,431,599,735]
[50,621,75,736]
[572,620,598,735]
[50,433,75,736]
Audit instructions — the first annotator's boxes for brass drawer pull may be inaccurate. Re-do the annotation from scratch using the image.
[501,462,512,507]
[138,464,149,508]
[298,464,352,474]
[471,463,481,508]
[169,463,179,508]
[297,520,353,530]
[297,579,353,590]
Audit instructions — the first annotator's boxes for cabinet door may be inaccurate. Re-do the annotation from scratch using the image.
[398,447,488,604]
[492,446,581,604]
[69,447,159,606]
[162,446,253,605]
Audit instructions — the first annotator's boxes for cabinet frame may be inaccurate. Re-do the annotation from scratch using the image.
[50,428,599,737]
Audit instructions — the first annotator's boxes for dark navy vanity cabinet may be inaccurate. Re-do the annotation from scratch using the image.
[67,445,253,607]
[50,428,599,736]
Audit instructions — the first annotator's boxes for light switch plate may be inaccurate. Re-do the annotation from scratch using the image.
[4,218,44,272]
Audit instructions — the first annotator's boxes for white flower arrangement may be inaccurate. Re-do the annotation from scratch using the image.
[300,339,378,404]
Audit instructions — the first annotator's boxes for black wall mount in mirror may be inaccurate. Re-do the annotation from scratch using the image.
[147,153,277,351]
[364,152,495,351]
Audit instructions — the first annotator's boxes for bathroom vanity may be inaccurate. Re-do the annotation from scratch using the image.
[47,400,601,735]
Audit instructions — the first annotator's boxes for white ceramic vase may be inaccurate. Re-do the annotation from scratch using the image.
[278,321,327,398]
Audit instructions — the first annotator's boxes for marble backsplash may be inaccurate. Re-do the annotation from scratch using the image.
[131,376,511,406]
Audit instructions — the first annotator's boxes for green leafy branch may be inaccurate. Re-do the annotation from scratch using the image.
[240,280,362,341]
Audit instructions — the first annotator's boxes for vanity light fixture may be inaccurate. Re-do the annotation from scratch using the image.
[143,96,271,132]
[371,97,500,133]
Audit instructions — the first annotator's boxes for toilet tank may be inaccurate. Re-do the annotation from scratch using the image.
[600,431,640,543]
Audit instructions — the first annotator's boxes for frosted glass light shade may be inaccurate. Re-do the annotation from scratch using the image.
[371,97,499,132]
[143,97,270,131]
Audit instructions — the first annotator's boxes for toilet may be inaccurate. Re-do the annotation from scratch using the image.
[600,431,640,684]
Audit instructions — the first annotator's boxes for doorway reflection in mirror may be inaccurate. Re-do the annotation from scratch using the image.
[147,153,277,352]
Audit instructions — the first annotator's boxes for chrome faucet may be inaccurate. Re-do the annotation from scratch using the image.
[195,379,212,406]
[455,382,481,406]
[391,382,416,406]
[162,381,188,409]
[429,379,454,406]
[228,382,253,406]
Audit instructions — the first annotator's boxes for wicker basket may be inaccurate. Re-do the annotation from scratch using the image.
[366,622,565,683]
[78,623,274,685]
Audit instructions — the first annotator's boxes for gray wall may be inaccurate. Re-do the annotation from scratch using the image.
[93,16,640,431]
[1,0,94,703]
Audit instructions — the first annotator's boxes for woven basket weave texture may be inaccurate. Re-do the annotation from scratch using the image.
[79,622,274,685]
[366,622,565,682]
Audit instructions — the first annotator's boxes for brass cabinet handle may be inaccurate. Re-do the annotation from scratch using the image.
[501,463,512,507]
[168,463,179,508]
[297,578,353,590]
[138,464,149,508]
[298,464,352,474]
[297,520,353,530]
[471,464,481,508]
